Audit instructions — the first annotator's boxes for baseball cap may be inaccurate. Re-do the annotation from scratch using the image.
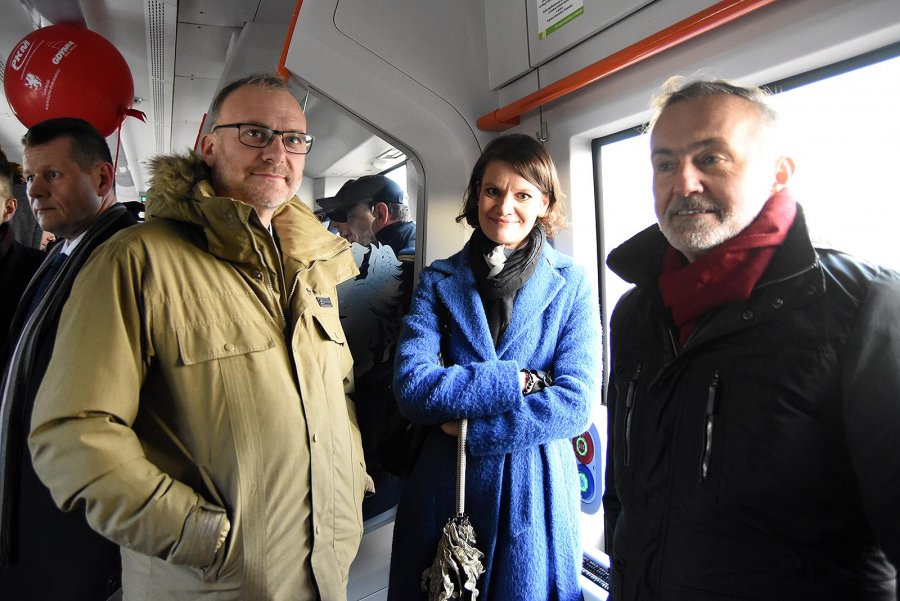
[316,175,404,222]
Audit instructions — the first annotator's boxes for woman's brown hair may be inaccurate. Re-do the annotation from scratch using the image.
[456,133,567,239]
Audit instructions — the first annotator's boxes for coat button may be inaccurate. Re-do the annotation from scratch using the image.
[254,272,263,280]
[805,285,816,295]
[741,310,754,320]
[224,343,235,351]
[772,298,784,308]
[315,524,320,535]
[313,432,319,443]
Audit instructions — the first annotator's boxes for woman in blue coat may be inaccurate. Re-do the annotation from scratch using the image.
[388,134,600,600]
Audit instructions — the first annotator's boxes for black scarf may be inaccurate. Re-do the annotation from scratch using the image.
[467,224,545,344]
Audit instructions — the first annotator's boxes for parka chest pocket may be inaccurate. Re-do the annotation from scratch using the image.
[310,312,353,378]
[177,320,276,365]
[311,312,346,346]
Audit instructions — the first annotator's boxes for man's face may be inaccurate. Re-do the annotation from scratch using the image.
[23,137,109,240]
[201,85,307,225]
[342,202,377,245]
[650,94,787,262]
[332,220,353,241]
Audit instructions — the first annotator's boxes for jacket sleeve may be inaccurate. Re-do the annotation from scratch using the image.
[394,268,523,426]
[602,367,621,556]
[28,240,229,572]
[841,273,900,567]
[465,267,600,456]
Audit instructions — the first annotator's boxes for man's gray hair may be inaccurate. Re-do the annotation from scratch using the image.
[648,76,779,132]
[207,74,293,127]
[385,202,411,223]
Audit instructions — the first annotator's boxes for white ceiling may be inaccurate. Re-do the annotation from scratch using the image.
[0,0,405,202]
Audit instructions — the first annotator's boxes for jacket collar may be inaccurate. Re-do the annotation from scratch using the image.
[375,220,416,256]
[609,203,824,353]
[607,202,819,292]
[756,203,818,287]
[145,152,351,271]
[431,243,566,360]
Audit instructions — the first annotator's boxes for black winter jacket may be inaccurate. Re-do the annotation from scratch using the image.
[603,205,899,600]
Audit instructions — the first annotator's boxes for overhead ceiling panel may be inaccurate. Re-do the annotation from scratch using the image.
[178,0,259,27]
[170,75,219,153]
[171,76,219,123]
[175,22,240,78]
[28,0,83,26]
[254,0,303,24]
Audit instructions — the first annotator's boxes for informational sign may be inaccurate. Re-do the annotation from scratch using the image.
[537,0,584,40]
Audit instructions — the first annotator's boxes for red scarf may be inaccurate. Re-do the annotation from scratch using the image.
[658,191,797,345]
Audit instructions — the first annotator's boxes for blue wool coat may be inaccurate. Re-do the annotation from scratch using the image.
[388,242,599,601]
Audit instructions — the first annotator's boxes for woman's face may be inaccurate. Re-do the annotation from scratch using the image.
[476,160,549,249]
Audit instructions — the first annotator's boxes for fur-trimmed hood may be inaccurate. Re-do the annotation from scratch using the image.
[143,151,353,269]
[145,151,220,227]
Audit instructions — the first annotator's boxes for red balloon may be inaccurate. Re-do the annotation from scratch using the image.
[3,23,134,137]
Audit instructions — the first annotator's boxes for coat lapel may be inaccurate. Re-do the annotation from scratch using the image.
[434,253,496,362]
[497,247,565,358]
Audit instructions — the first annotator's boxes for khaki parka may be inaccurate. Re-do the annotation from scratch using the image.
[29,153,371,600]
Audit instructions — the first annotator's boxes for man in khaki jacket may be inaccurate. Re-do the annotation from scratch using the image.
[28,74,371,600]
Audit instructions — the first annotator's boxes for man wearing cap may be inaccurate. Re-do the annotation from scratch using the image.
[318,175,417,518]
[318,174,416,257]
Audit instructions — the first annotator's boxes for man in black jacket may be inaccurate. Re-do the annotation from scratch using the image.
[318,174,416,256]
[0,150,43,347]
[0,118,136,600]
[318,174,417,519]
[603,77,899,600]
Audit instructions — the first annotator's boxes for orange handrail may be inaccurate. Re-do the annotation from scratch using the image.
[477,0,779,131]
[193,113,207,151]
[277,0,305,81]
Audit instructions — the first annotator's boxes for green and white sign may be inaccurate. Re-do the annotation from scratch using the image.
[537,0,584,40]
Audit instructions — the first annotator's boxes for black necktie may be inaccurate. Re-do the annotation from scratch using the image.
[25,252,67,319]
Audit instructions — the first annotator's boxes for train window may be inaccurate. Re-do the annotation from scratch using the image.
[595,48,900,393]
[382,163,410,208]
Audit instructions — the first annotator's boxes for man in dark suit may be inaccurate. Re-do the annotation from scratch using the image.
[0,118,136,600]
[0,150,43,347]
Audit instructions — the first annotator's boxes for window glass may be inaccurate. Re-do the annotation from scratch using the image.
[384,163,407,194]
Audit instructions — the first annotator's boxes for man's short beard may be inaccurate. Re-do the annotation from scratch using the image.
[661,194,743,259]
[667,224,734,258]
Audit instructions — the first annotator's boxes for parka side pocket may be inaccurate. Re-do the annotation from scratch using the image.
[167,497,229,575]
[312,312,354,379]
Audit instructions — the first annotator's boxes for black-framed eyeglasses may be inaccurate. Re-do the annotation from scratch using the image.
[212,123,315,155]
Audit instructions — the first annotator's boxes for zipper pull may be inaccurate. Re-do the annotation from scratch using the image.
[706,371,720,415]
[700,371,720,482]
[623,362,643,468]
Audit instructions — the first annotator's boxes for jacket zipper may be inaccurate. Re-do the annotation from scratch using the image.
[623,362,643,468]
[700,371,720,482]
